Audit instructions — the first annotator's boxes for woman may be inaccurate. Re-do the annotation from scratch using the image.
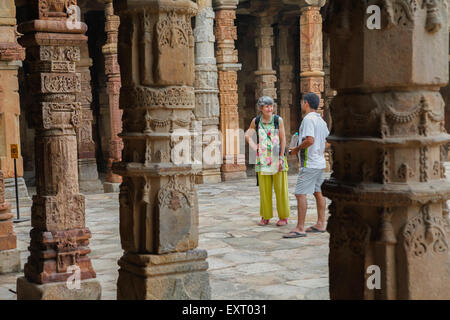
[245,96,290,226]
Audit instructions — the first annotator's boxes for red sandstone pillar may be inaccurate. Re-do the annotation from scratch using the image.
[0,0,30,203]
[0,170,20,273]
[300,3,325,111]
[103,0,123,193]
[76,43,103,192]
[114,0,211,300]
[16,1,100,300]
[324,1,450,299]
[214,0,246,181]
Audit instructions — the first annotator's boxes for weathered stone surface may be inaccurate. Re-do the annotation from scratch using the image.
[300,4,325,110]
[117,250,211,300]
[214,1,246,180]
[221,170,247,181]
[103,182,120,193]
[277,22,293,138]
[0,249,20,274]
[3,177,30,205]
[194,2,222,184]
[324,1,450,300]
[17,277,101,300]
[78,160,103,193]
[254,15,277,112]
[0,0,28,199]
[114,0,210,300]
[195,168,222,184]
[16,1,98,295]
[76,43,102,192]
[103,0,123,188]
[0,170,19,274]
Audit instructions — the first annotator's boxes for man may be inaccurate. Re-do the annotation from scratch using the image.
[283,92,329,238]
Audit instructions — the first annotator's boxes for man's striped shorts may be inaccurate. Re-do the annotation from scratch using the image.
[294,167,325,195]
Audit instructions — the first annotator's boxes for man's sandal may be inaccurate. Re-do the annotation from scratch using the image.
[306,226,326,233]
[283,231,307,238]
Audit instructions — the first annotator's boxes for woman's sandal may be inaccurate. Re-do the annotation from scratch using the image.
[276,219,288,226]
[258,218,270,226]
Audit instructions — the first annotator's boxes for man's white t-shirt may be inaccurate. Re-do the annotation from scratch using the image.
[298,112,329,169]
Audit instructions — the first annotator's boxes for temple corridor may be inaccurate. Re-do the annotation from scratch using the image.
[1,0,449,300]
[1,161,450,299]
[0,173,332,300]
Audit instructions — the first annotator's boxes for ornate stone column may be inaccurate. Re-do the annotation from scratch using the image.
[0,170,20,273]
[277,21,293,138]
[76,43,102,192]
[113,0,211,299]
[0,0,30,203]
[194,0,222,184]
[323,34,335,172]
[103,0,123,193]
[324,1,450,299]
[16,1,100,300]
[323,34,335,130]
[214,0,246,181]
[278,20,298,173]
[300,1,326,112]
[254,14,277,113]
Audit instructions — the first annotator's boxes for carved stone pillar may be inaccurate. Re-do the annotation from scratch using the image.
[324,1,450,299]
[254,15,277,113]
[194,0,222,184]
[113,0,211,300]
[16,1,100,300]
[214,0,246,181]
[323,34,335,173]
[277,22,293,138]
[103,0,123,193]
[300,2,325,112]
[76,43,102,192]
[0,170,20,273]
[0,0,30,203]
[278,21,297,173]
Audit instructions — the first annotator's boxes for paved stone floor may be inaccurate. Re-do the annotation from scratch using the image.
[1,163,449,300]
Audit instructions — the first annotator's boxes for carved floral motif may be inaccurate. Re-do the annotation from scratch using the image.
[40,46,80,62]
[327,206,371,257]
[123,86,195,109]
[38,0,77,19]
[157,11,192,50]
[157,175,191,209]
[41,73,81,93]
[403,204,449,258]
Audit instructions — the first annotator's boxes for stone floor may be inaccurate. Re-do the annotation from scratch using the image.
[1,163,449,300]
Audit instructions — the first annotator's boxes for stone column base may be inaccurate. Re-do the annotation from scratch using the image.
[221,170,247,181]
[17,277,102,300]
[4,178,31,205]
[79,179,103,193]
[78,159,103,193]
[117,250,211,300]
[0,249,21,274]
[195,168,222,184]
[103,182,121,193]
[221,163,247,181]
